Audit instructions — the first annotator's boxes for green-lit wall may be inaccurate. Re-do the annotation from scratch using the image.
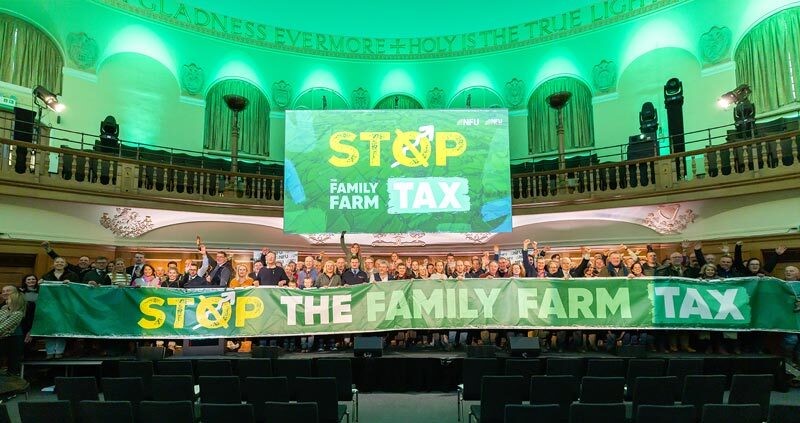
[1,0,797,163]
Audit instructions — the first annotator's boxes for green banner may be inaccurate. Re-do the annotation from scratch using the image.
[31,277,800,339]
[283,110,512,234]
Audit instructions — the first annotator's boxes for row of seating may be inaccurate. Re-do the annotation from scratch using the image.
[53,376,349,423]
[11,400,321,423]
[463,374,774,422]
[499,403,799,423]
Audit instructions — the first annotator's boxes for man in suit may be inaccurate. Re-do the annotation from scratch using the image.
[126,252,147,283]
[205,249,234,287]
[341,257,368,285]
[82,256,112,285]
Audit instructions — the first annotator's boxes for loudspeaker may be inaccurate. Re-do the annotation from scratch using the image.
[467,345,497,358]
[627,136,659,160]
[619,344,647,358]
[354,336,383,357]
[509,337,541,358]
[251,345,282,359]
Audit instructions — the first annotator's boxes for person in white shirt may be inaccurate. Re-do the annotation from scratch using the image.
[429,261,448,280]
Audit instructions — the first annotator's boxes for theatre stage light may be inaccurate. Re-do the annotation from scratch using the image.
[33,85,65,113]
[717,84,752,109]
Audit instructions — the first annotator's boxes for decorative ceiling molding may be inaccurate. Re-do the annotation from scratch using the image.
[66,32,99,71]
[699,25,732,66]
[504,78,525,109]
[271,80,291,111]
[99,207,154,238]
[641,204,697,234]
[591,59,617,93]
[180,63,205,96]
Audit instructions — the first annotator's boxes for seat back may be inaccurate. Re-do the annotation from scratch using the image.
[635,405,695,423]
[102,377,146,406]
[118,361,154,394]
[295,377,340,422]
[55,377,100,410]
[155,360,194,377]
[504,404,559,423]
[569,403,626,423]
[246,377,290,421]
[150,375,195,402]
[701,404,762,423]
[18,401,73,423]
[504,359,542,387]
[681,374,726,421]
[138,401,195,423]
[530,375,578,421]
[462,358,500,400]
[272,359,312,400]
[262,402,319,422]
[632,376,676,421]
[579,377,625,404]
[728,373,773,421]
[666,358,703,400]
[135,346,165,361]
[586,359,624,377]
[199,375,242,404]
[545,358,583,379]
[768,404,800,423]
[626,359,665,391]
[479,376,524,423]
[316,359,354,401]
[236,358,273,381]
[79,401,134,423]
[197,359,233,376]
[0,404,9,423]
[200,404,255,423]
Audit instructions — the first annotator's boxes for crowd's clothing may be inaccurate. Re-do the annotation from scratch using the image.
[109,272,130,287]
[127,264,146,283]
[41,269,80,282]
[206,253,234,287]
[641,262,659,276]
[47,249,92,279]
[316,272,342,288]
[183,274,212,288]
[341,268,369,285]
[370,272,393,282]
[0,305,24,337]
[298,269,319,283]
[133,276,160,287]
[599,263,630,277]
[428,272,447,280]
[258,266,289,286]
[655,265,687,277]
[161,277,183,288]
[229,277,255,288]
[82,269,111,285]
[466,267,485,278]
[340,233,364,269]
[20,291,37,337]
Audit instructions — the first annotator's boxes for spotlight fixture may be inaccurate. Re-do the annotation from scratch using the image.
[638,101,658,138]
[717,84,752,109]
[32,85,65,113]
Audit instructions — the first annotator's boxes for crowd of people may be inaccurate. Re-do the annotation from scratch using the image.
[0,232,798,377]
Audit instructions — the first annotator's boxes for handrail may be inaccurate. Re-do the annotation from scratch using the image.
[513,129,800,178]
[0,136,282,180]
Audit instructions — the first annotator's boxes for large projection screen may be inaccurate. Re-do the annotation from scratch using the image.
[283,109,511,234]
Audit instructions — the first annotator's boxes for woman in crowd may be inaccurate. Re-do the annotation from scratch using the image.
[315,260,341,287]
[161,267,183,288]
[0,286,26,373]
[509,263,525,278]
[19,275,38,356]
[41,257,80,282]
[109,258,130,287]
[285,261,298,285]
[698,263,719,280]
[133,264,160,287]
[628,262,646,278]
[230,264,255,288]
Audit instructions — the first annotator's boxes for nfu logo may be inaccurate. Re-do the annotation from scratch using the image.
[456,118,480,126]
[485,118,504,126]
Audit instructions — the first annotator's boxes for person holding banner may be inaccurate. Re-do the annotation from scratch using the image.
[370,260,393,282]
[229,264,255,288]
[257,251,289,286]
[342,257,369,285]
[315,260,341,287]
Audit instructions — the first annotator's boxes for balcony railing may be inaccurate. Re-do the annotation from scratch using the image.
[1,114,799,211]
[511,129,800,207]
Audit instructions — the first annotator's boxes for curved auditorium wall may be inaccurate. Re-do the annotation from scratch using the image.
[0,0,797,164]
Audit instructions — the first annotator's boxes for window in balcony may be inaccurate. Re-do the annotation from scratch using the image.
[203,78,271,157]
[0,13,63,94]
[735,6,800,113]
[527,76,595,155]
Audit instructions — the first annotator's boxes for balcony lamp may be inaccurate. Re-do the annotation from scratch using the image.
[717,84,751,109]
[33,85,65,113]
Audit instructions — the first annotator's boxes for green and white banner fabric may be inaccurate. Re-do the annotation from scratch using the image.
[32,277,800,339]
